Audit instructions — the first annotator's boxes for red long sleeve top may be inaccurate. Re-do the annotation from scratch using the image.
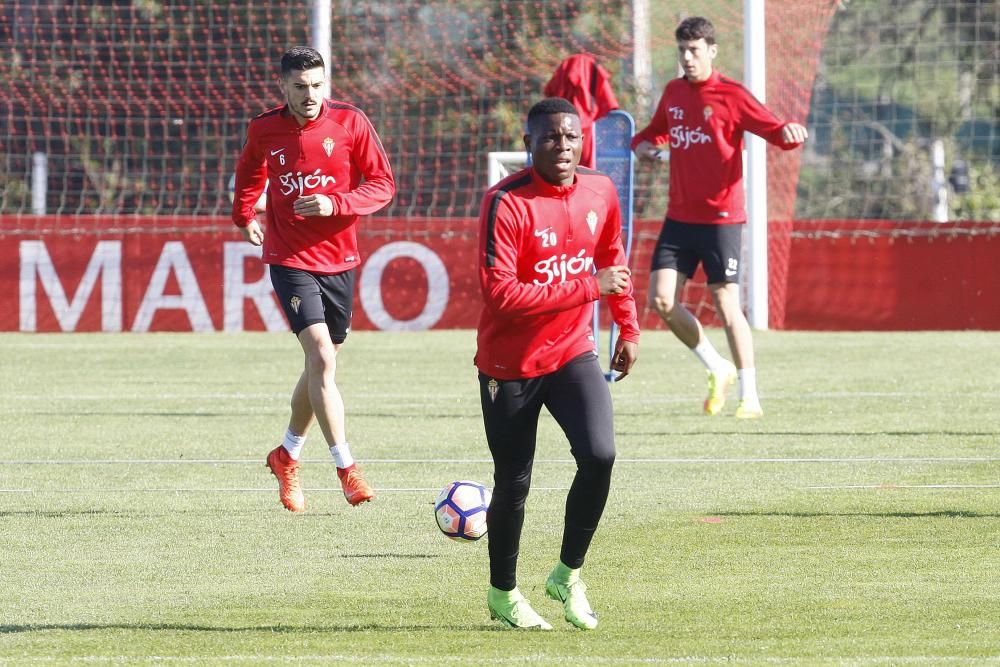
[232,99,395,274]
[631,69,802,224]
[476,167,640,380]
[544,53,620,169]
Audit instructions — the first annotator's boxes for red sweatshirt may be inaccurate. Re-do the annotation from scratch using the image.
[631,69,801,224]
[232,99,395,274]
[476,167,640,380]
[544,53,619,169]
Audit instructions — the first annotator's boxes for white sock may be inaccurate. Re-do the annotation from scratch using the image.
[692,338,730,376]
[738,368,759,404]
[282,428,306,461]
[329,443,354,469]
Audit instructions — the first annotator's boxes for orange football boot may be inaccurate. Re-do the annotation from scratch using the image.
[266,445,305,512]
[337,463,374,506]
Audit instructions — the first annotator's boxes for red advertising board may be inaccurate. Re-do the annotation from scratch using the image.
[2,216,998,332]
[0,217,481,333]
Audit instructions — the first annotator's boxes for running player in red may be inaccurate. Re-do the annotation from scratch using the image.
[232,46,395,511]
[633,16,807,419]
[477,97,639,630]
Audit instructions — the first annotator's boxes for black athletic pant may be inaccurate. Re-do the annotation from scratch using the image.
[479,353,616,591]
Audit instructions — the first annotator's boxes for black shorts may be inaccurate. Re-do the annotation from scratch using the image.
[650,218,743,284]
[268,265,356,342]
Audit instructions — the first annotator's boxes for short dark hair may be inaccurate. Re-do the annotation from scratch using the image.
[280,46,325,78]
[675,16,716,45]
[526,97,579,133]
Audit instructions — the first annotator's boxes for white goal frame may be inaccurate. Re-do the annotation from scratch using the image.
[744,0,768,329]
[487,151,528,187]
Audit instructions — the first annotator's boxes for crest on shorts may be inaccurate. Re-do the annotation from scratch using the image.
[323,137,335,157]
[703,106,713,121]
[487,378,499,402]
[289,296,301,314]
[586,210,598,235]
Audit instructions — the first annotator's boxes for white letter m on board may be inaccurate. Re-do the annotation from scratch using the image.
[19,240,123,332]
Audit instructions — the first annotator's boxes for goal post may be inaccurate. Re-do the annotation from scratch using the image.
[486,152,528,188]
[483,4,786,336]
[744,0,769,330]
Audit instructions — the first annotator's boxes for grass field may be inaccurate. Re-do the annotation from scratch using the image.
[1,329,998,665]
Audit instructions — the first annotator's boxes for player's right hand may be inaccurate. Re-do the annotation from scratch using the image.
[633,140,668,162]
[241,219,264,246]
[596,265,631,296]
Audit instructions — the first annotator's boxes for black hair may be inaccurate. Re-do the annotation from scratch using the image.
[280,46,325,78]
[675,16,716,45]
[526,97,579,133]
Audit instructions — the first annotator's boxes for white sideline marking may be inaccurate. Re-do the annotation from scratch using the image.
[4,390,989,400]
[1,655,997,665]
[5,456,999,465]
[806,484,1000,490]
[0,484,994,494]
[0,487,575,494]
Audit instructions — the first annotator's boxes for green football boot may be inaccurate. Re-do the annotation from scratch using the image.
[545,565,599,630]
[487,587,552,630]
[704,362,738,415]
[734,399,764,419]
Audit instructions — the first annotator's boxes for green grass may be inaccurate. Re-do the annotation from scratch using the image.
[1,330,998,665]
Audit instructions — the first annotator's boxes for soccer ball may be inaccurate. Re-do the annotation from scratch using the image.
[434,480,491,541]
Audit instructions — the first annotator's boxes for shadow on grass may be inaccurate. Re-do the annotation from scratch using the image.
[352,412,472,420]
[0,510,194,519]
[717,510,1000,519]
[619,429,1000,438]
[338,553,440,559]
[0,622,497,634]
[13,411,265,418]
[17,411,478,420]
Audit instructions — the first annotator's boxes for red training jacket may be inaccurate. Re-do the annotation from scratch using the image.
[232,99,395,274]
[476,167,640,380]
[544,53,619,169]
[631,69,801,225]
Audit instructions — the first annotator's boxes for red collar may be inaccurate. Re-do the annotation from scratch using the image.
[685,69,719,88]
[282,100,328,129]
[530,167,577,196]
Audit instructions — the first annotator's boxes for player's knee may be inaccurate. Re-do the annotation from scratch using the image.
[493,471,532,510]
[579,447,616,477]
[649,292,676,318]
[305,346,337,376]
[712,293,744,328]
[492,488,529,513]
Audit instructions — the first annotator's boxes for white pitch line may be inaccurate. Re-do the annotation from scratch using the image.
[4,457,998,465]
[0,656,996,666]
[0,484,993,494]
[4,390,987,400]
[0,486,573,494]
[805,484,1000,490]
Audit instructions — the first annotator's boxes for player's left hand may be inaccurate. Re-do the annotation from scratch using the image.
[293,193,335,217]
[782,122,808,145]
[611,338,638,382]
